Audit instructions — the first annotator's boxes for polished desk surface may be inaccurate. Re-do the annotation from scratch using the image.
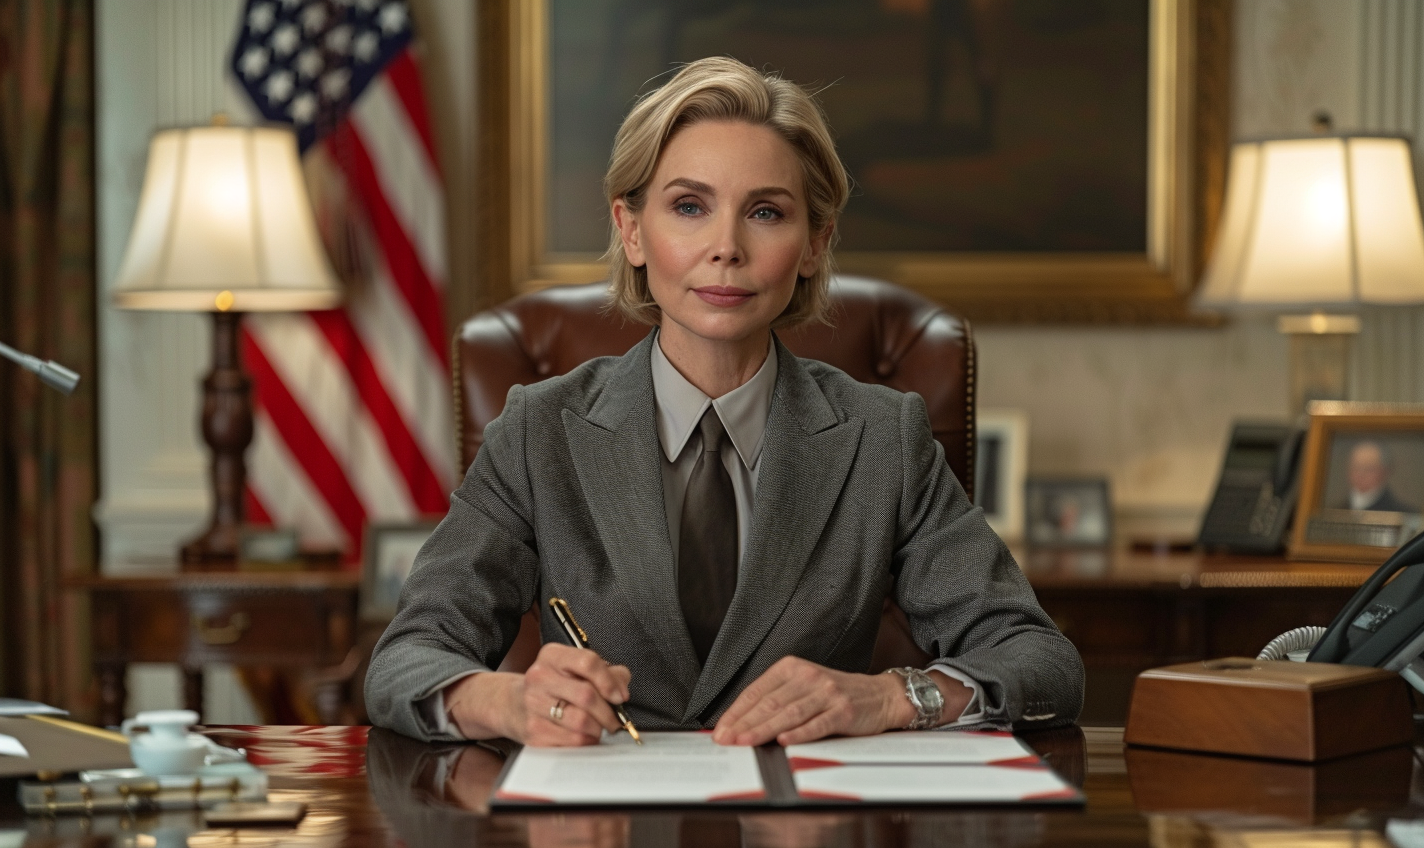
[10,724,1421,847]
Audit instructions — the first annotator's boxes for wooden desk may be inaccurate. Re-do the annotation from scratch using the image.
[7,725,1415,846]
[1019,549,1371,722]
[71,572,360,726]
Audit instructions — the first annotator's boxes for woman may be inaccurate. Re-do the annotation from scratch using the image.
[366,57,1082,747]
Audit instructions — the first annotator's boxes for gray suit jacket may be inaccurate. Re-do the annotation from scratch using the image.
[366,333,1083,740]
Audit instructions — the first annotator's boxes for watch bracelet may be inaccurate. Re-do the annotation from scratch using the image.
[885,666,943,730]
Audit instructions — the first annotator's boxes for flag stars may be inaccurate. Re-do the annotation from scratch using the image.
[270,22,301,56]
[264,69,296,104]
[290,91,319,124]
[238,45,270,80]
[247,2,276,33]
[353,30,380,62]
[325,24,353,54]
[321,68,352,100]
[296,47,324,78]
[378,3,408,35]
[301,4,328,35]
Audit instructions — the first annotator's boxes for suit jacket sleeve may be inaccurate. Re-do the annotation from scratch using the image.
[892,392,1084,728]
[365,385,540,741]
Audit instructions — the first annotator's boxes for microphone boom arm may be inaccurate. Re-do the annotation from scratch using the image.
[0,340,80,394]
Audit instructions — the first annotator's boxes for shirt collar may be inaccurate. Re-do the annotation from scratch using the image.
[651,333,778,470]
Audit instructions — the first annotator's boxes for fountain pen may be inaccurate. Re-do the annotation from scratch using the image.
[548,597,643,744]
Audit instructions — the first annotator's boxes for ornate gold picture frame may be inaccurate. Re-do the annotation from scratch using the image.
[1290,402,1424,565]
[476,0,1230,322]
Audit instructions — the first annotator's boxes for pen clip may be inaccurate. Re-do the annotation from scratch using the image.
[548,597,589,644]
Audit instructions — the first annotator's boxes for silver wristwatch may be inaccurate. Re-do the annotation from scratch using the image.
[885,667,944,730]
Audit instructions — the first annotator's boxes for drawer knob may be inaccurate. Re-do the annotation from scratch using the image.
[192,612,250,645]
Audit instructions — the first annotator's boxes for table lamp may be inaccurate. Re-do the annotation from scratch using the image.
[112,123,341,570]
[1197,135,1424,413]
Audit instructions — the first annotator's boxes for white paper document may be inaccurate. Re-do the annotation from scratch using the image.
[786,732,1079,804]
[495,732,764,805]
[792,763,1077,803]
[0,734,29,759]
[785,730,1036,766]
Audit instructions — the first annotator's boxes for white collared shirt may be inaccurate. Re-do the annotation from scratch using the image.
[1350,487,1384,511]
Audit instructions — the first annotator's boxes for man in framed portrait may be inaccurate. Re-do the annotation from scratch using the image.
[1336,440,1416,514]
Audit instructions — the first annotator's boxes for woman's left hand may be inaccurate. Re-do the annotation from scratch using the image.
[710,657,930,746]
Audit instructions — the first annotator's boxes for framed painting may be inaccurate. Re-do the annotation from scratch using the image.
[477,0,1230,322]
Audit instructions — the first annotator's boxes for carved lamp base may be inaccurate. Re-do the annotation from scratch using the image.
[181,311,253,572]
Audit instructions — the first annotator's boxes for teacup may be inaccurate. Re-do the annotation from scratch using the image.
[122,709,207,776]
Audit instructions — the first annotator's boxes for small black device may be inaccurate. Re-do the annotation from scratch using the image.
[1197,421,1305,554]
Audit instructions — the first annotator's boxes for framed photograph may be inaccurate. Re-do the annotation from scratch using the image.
[361,522,440,622]
[476,0,1230,322]
[975,409,1029,542]
[1025,478,1112,548]
[1289,402,1424,564]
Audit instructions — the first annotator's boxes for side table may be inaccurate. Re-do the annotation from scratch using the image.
[70,571,360,727]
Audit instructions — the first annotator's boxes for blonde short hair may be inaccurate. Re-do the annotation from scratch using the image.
[604,57,850,328]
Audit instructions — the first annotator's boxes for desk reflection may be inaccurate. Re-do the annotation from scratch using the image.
[364,727,1087,848]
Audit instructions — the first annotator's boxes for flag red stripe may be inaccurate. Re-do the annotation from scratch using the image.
[310,310,448,515]
[241,326,368,550]
[327,122,448,367]
[384,49,440,172]
[244,486,274,527]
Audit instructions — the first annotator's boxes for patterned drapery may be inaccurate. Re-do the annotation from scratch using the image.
[0,0,96,717]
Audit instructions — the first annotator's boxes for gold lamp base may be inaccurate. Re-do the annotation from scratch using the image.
[1278,313,1360,415]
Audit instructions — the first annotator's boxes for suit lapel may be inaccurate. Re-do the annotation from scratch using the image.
[564,334,702,688]
[683,340,864,723]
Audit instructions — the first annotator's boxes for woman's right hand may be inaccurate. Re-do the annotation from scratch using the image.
[446,644,632,746]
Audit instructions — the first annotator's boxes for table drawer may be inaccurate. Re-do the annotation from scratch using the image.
[92,587,355,666]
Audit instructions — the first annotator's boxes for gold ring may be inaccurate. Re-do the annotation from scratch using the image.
[550,700,565,722]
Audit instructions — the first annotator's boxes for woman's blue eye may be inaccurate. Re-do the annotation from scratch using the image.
[676,202,702,215]
[751,207,781,221]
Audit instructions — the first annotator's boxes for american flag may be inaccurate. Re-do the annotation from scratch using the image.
[229,0,453,562]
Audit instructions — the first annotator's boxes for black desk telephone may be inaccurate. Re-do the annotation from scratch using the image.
[1198,421,1305,554]
[1253,530,1424,695]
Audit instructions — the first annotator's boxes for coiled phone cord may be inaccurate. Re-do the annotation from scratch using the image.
[1256,626,1327,662]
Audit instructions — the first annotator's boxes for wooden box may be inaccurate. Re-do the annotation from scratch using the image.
[1124,658,1413,761]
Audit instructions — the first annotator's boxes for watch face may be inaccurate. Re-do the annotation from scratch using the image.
[910,676,943,711]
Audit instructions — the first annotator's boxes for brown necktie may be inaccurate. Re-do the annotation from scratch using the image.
[678,408,738,666]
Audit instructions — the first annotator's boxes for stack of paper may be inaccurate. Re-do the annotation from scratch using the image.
[785,731,1080,803]
[0,698,66,717]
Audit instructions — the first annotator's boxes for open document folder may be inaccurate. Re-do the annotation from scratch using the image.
[490,731,1082,808]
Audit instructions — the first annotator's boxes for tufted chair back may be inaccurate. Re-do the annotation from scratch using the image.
[453,276,976,674]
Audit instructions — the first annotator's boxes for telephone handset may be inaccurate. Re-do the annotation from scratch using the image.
[1306,530,1424,690]
[1197,422,1306,554]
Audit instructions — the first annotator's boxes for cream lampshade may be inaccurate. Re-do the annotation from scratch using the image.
[114,125,340,311]
[1198,135,1424,412]
[113,124,341,569]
